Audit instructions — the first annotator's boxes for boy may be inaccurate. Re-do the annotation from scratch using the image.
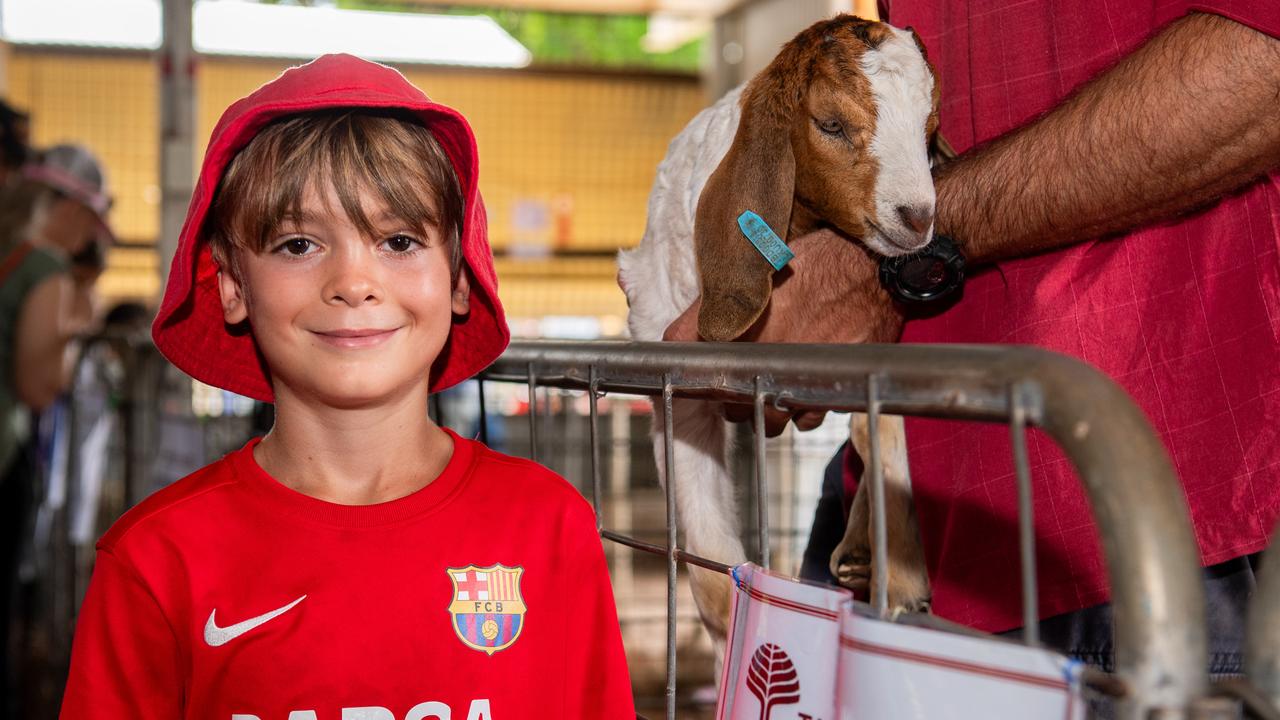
[59,54,634,719]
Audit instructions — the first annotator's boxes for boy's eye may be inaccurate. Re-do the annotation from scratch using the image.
[384,234,422,253]
[278,238,315,256]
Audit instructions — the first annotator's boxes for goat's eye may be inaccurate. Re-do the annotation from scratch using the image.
[817,118,844,137]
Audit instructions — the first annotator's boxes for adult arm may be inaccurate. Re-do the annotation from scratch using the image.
[664,229,875,433]
[939,11,1280,262]
[667,13,1280,338]
[663,11,1279,429]
[13,272,91,410]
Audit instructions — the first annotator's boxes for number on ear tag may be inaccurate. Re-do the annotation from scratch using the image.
[738,211,794,271]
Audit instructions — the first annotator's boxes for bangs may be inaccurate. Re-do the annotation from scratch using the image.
[209,109,463,272]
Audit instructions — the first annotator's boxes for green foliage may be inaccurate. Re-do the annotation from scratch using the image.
[325,1,704,72]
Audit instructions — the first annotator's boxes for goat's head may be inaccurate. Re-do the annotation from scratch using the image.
[694,16,948,341]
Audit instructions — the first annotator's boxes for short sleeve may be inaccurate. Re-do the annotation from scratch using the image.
[1174,2,1280,39]
[59,549,184,720]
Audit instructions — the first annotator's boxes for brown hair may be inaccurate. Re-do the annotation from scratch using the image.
[207,109,464,282]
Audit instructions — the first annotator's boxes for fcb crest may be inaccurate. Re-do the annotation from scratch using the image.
[447,564,527,655]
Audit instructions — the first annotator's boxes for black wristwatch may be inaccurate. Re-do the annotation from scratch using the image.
[878,234,966,305]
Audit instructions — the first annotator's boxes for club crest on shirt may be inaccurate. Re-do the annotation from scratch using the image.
[447,564,527,655]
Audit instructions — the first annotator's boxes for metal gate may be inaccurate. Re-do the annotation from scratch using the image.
[16,331,256,718]
[481,339,1228,720]
[26,336,1280,718]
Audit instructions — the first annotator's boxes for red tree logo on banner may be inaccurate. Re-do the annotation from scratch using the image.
[746,642,801,720]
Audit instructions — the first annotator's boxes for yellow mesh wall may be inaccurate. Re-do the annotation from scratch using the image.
[198,60,704,253]
[6,51,162,300]
[9,51,705,323]
[494,256,628,323]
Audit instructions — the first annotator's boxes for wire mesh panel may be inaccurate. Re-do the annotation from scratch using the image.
[22,337,1226,717]
[482,339,1215,720]
[15,335,259,717]
[442,370,839,715]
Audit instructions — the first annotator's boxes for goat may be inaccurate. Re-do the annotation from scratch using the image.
[617,15,948,651]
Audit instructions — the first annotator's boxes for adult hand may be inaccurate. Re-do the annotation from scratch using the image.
[663,228,900,435]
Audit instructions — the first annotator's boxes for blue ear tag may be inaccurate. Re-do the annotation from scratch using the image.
[737,210,794,271]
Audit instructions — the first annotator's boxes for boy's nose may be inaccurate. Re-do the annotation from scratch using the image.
[324,263,381,307]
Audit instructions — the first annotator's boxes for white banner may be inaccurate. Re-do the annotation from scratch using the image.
[837,604,1085,720]
[716,564,1084,720]
[717,564,851,720]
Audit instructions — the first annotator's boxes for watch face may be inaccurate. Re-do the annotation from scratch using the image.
[899,256,949,296]
[880,235,965,304]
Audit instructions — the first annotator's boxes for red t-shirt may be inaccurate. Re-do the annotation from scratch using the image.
[59,430,634,719]
[882,0,1280,633]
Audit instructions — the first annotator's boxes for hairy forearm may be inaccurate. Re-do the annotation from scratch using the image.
[936,12,1280,264]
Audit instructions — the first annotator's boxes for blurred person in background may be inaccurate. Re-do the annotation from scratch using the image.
[0,144,111,719]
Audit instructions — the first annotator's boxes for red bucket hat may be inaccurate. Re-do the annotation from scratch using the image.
[152,54,509,402]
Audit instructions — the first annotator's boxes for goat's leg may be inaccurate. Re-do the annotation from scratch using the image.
[651,397,746,651]
[831,413,930,613]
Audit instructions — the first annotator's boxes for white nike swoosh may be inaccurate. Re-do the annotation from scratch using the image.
[204,595,307,647]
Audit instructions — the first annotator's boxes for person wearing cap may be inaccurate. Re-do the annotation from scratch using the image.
[59,55,634,719]
[0,143,111,711]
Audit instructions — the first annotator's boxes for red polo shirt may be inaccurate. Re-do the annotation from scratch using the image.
[883,0,1280,632]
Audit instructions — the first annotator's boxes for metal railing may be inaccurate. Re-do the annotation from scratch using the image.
[27,335,1277,718]
[482,339,1211,720]
[17,331,256,718]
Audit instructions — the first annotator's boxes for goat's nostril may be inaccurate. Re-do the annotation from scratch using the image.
[897,204,934,234]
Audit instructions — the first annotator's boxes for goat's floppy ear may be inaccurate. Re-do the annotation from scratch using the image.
[693,100,796,341]
[930,130,958,167]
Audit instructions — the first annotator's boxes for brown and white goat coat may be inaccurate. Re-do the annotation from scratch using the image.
[618,16,944,648]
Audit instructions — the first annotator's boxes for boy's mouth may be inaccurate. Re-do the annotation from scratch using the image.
[312,327,400,349]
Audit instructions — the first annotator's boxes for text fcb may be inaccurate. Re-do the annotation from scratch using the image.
[447,564,527,655]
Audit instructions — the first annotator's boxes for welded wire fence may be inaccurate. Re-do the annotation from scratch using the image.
[20,335,1280,719]
[10,331,257,718]
[434,374,842,712]
[481,339,1227,720]
[14,335,838,717]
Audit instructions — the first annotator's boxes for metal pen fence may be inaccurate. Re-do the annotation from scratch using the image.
[481,339,1221,720]
[21,335,1280,719]
[14,331,256,717]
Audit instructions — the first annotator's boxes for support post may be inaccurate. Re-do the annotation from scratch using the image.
[158,0,195,283]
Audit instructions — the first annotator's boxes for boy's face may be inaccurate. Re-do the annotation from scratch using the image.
[217,180,470,408]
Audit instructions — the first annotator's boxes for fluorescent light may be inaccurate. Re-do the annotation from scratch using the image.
[194,1,532,68]
[1,0,532,69]
[1,0,162,49]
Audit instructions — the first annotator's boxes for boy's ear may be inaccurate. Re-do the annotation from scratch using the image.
[217,265,249,325]
[451,270,471,316]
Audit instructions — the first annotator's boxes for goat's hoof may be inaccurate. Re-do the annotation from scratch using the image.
[831,549,872,592]
[888,599,932,621]
[890,595,932,617]
[885,574,933,616]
